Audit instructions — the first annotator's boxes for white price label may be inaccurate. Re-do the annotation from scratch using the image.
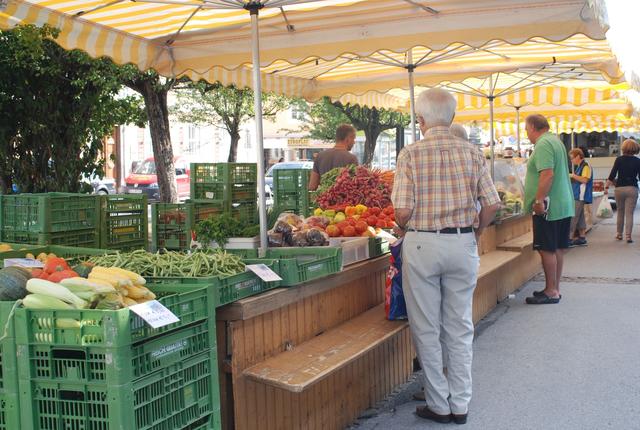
[245,264,282,282]
[205,192,214,199]
[3,258,44,269]
[129,300,180,328]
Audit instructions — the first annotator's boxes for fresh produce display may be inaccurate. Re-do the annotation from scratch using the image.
[313,165,393,209]
[494,159,525,219]
[5,263,156,311]
[268,213,330,247]
[268,203,396,245]
[87,249,246,278]
[0,243,13,252]
[195,213,259,248]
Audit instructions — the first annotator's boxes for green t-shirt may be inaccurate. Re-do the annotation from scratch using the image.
[524,132,575,221]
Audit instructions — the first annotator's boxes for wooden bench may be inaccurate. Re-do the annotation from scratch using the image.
[496,232,533,252]
[243,303,408,393]
[478,250,521,279]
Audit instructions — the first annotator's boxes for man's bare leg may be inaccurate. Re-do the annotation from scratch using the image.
[555,249,565,294]
[538,250,560,298]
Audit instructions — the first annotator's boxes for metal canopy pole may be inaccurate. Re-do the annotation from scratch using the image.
[571,128,576,149]
[407,49,417,144]
[515,106,521,154]
[247,4,268,255]
[489,75,496,179]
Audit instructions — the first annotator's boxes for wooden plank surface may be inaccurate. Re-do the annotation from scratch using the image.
[478,250,520,279]
[217,255,390,321]
[497,232,533,252]
[243,304,408,393]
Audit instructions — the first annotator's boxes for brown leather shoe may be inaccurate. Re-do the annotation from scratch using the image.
[452,413,468,425]
[415,405,451,423]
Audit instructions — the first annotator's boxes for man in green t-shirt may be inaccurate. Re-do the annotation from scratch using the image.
[523,114,575,305]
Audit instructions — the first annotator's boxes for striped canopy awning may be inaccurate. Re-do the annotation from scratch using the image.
[0,0,611,89]
[491,116,640,135]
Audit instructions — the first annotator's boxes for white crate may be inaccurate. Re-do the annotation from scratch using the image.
[329,237,370,266]
[191,236,260,250]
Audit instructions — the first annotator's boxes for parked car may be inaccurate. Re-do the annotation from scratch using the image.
[83,175,116,195]
[123,156,191,201]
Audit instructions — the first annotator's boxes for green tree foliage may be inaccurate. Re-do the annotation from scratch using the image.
[294,97,409,165]
[0,24,145,194]
[172,81,290,162]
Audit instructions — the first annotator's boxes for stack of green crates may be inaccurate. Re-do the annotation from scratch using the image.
[0,302,20,430]
[273,169,313,217]
[0,193,100,248]
[99,194,148,251]
[190,163,258,223]
[151,201,226,251]
[14,283,221,430]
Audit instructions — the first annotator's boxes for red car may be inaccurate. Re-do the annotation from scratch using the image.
[123,156,191,201]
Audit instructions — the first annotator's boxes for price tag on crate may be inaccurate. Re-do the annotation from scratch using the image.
[129,300,180,328]
[3,258,44,269]
[245,264,283,282]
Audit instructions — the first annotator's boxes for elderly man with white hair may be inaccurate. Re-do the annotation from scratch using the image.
[392,88,501,424]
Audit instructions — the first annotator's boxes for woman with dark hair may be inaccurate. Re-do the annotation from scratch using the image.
[607,139,640,243]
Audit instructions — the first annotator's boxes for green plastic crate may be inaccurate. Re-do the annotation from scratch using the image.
[264,247,342,286]
[230,201,258,223]
[191,162,257,185]
[0,245,112,264]
[18,350,220,430]
[0,243,40,255]
[0,302,18,394]
[191,181,257,204]
[273,169,311,193]
[99,195,148,251]
[17,320,216,385]
[368,237,390,258]
[0,193,99,235]
[0,229,99,248]
[0,393,19,430]
[145,258,280,307]
[151,202,225,251]
[14,284,215,347]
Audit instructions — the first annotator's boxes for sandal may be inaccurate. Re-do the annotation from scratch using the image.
[526,293,560,304]
[627,238,634,243]
[616,234,623,240]
[533,290,562,299]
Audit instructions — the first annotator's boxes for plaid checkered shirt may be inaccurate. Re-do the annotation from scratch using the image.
[392,126,500,230]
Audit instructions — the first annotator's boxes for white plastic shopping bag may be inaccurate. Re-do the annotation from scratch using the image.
[596,196,613,218]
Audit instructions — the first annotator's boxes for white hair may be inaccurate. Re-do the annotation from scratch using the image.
[415,88,456,128]
[450,123,468,141]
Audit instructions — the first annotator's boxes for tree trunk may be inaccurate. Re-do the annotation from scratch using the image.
[363,127,382,166]
[139,80,178,203]
[227,129,241,162]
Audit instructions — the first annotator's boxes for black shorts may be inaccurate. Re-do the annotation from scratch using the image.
[532,215,571,252]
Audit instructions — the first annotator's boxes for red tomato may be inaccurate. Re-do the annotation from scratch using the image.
[343,226,357,237]
[366,216,378,226]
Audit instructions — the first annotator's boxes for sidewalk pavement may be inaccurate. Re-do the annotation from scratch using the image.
[348,210,640,430]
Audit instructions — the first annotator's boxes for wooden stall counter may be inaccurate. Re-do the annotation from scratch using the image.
[216,256,413,430]
[216,215,541,429]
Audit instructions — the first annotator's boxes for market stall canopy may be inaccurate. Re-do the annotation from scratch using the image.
[458,101,640,135]
[491,115,640,135]
[0,0,610,84]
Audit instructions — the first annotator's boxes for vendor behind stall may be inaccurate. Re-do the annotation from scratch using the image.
[308,124,359,190]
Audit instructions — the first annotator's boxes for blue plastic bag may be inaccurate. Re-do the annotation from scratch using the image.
[385,238,407,320]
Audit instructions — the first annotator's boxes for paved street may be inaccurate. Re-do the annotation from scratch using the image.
[349,209,640,430]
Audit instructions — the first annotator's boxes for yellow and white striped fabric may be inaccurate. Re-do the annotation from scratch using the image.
[0,0,611,91]
[490,117,640,135]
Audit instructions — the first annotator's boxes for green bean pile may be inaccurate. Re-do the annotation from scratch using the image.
[87,249,245,278]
